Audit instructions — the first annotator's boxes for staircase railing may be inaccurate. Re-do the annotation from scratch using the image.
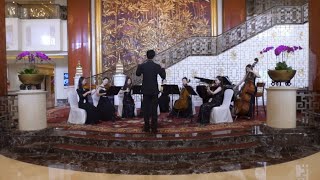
[101,3,308,84]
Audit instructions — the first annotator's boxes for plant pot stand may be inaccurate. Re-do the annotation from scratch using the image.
[18,74,44,90]
[266,87,298,128]
[268,70,296,86]
[17,90,47,131]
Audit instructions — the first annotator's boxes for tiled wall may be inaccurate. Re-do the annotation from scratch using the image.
[161,23,309,106]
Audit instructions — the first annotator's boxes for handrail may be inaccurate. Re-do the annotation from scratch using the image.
[93,3,308,85]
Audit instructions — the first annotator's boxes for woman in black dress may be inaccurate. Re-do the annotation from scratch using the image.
[77,77,100,124]
[198,76,224,124]
[158,79,170,113]
[169,77,193,118]
[96,77,116,121]
[121,77,135,118]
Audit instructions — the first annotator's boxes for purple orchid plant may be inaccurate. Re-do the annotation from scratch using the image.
[260,45,303,70]
[16,51,51,62]
[16,51,51,74]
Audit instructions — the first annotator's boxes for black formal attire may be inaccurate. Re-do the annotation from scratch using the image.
[77,88,100,124]
[158,92,170,112]
[97,86,116,121]
[198,89,224,124]
[122,88,135,118]
[136,59,166,132]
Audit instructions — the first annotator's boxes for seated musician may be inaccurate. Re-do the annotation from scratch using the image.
[119,77,135,118]
[169,77,193,118]
[76,77,100,124]
[96,77,117,121]
[158,79,170,113]
[233,63,260,118]
[198,76,224,124]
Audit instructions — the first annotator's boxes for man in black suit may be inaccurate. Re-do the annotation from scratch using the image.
[136,50,166,133]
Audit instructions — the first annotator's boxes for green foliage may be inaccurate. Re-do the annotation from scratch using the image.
[19,68,39,75]
[275,61,293,70]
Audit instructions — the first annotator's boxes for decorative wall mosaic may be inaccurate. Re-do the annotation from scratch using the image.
[162,24,309,106]
[101,0,211,71]
[123,3,308,85]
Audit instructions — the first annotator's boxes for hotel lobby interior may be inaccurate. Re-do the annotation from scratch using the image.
[1,0,320,179]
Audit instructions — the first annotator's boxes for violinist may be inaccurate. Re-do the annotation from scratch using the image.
[76,77,100,124]
[169,77,193,118]
[233,59,260,118]
[198,76,224,124]
[158,79,170,113]
[96,77,117,121]
[119,77,135,118]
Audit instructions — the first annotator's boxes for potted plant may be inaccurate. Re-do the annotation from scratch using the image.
[260,45,302,86]
[16,51,51,87]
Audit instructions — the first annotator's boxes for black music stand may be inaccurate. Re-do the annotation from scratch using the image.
[184,85,197,96]
[162,84,180,110]
[132,85,142,95]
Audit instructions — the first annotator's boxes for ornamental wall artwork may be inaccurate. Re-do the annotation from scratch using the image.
[101,0,211,71]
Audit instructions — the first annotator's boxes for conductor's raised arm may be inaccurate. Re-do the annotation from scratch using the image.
[136,64,142,76]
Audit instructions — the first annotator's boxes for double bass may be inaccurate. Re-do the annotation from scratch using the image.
[173,80,191,110]
[234,58,259,116]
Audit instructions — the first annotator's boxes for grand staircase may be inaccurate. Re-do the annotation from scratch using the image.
[101,3,308,84]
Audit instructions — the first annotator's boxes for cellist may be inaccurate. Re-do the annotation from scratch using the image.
[233,58,261,119]
[168,77,193,118]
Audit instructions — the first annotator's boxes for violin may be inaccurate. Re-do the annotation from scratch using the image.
[234,58,259,117]
[83,84,97,90]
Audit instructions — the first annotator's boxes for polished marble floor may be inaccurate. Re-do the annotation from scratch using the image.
[0,152,319,180]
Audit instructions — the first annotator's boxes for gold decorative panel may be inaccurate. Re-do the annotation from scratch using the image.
[100,0,212,71]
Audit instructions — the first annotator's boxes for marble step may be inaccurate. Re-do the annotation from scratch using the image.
[53,141,260,162]
[57,132,257,149]
[5,144,320,175]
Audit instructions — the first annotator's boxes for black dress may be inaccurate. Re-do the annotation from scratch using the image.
[158,92,170,112]
[198,89,224,124]
[77,89,100,124]
[122,88,135,118]
[97,87,116,121]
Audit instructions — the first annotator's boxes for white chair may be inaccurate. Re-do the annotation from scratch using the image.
[210,89,234,124]
[67,90,86,124]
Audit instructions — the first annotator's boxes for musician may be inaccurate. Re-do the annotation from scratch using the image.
[158,79,170,113]
[77,77,100,124]
[96,77,116,121]
[120,77,135,118]
[198,76,224,124]
[233,60,261,118]
[169,77,193,118]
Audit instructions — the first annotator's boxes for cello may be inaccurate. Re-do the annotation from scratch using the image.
[234,58,259,117]
[173,79,191,110]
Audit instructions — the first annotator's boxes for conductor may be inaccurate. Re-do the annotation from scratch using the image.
[136,50,166,133]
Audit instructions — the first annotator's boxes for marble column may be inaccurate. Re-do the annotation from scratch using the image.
[67,0,92,85]
[0,0,7,96]
[309,0,320,91]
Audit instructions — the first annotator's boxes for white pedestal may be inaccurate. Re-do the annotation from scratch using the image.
[17,90,47,131]
[266,87,298,129]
